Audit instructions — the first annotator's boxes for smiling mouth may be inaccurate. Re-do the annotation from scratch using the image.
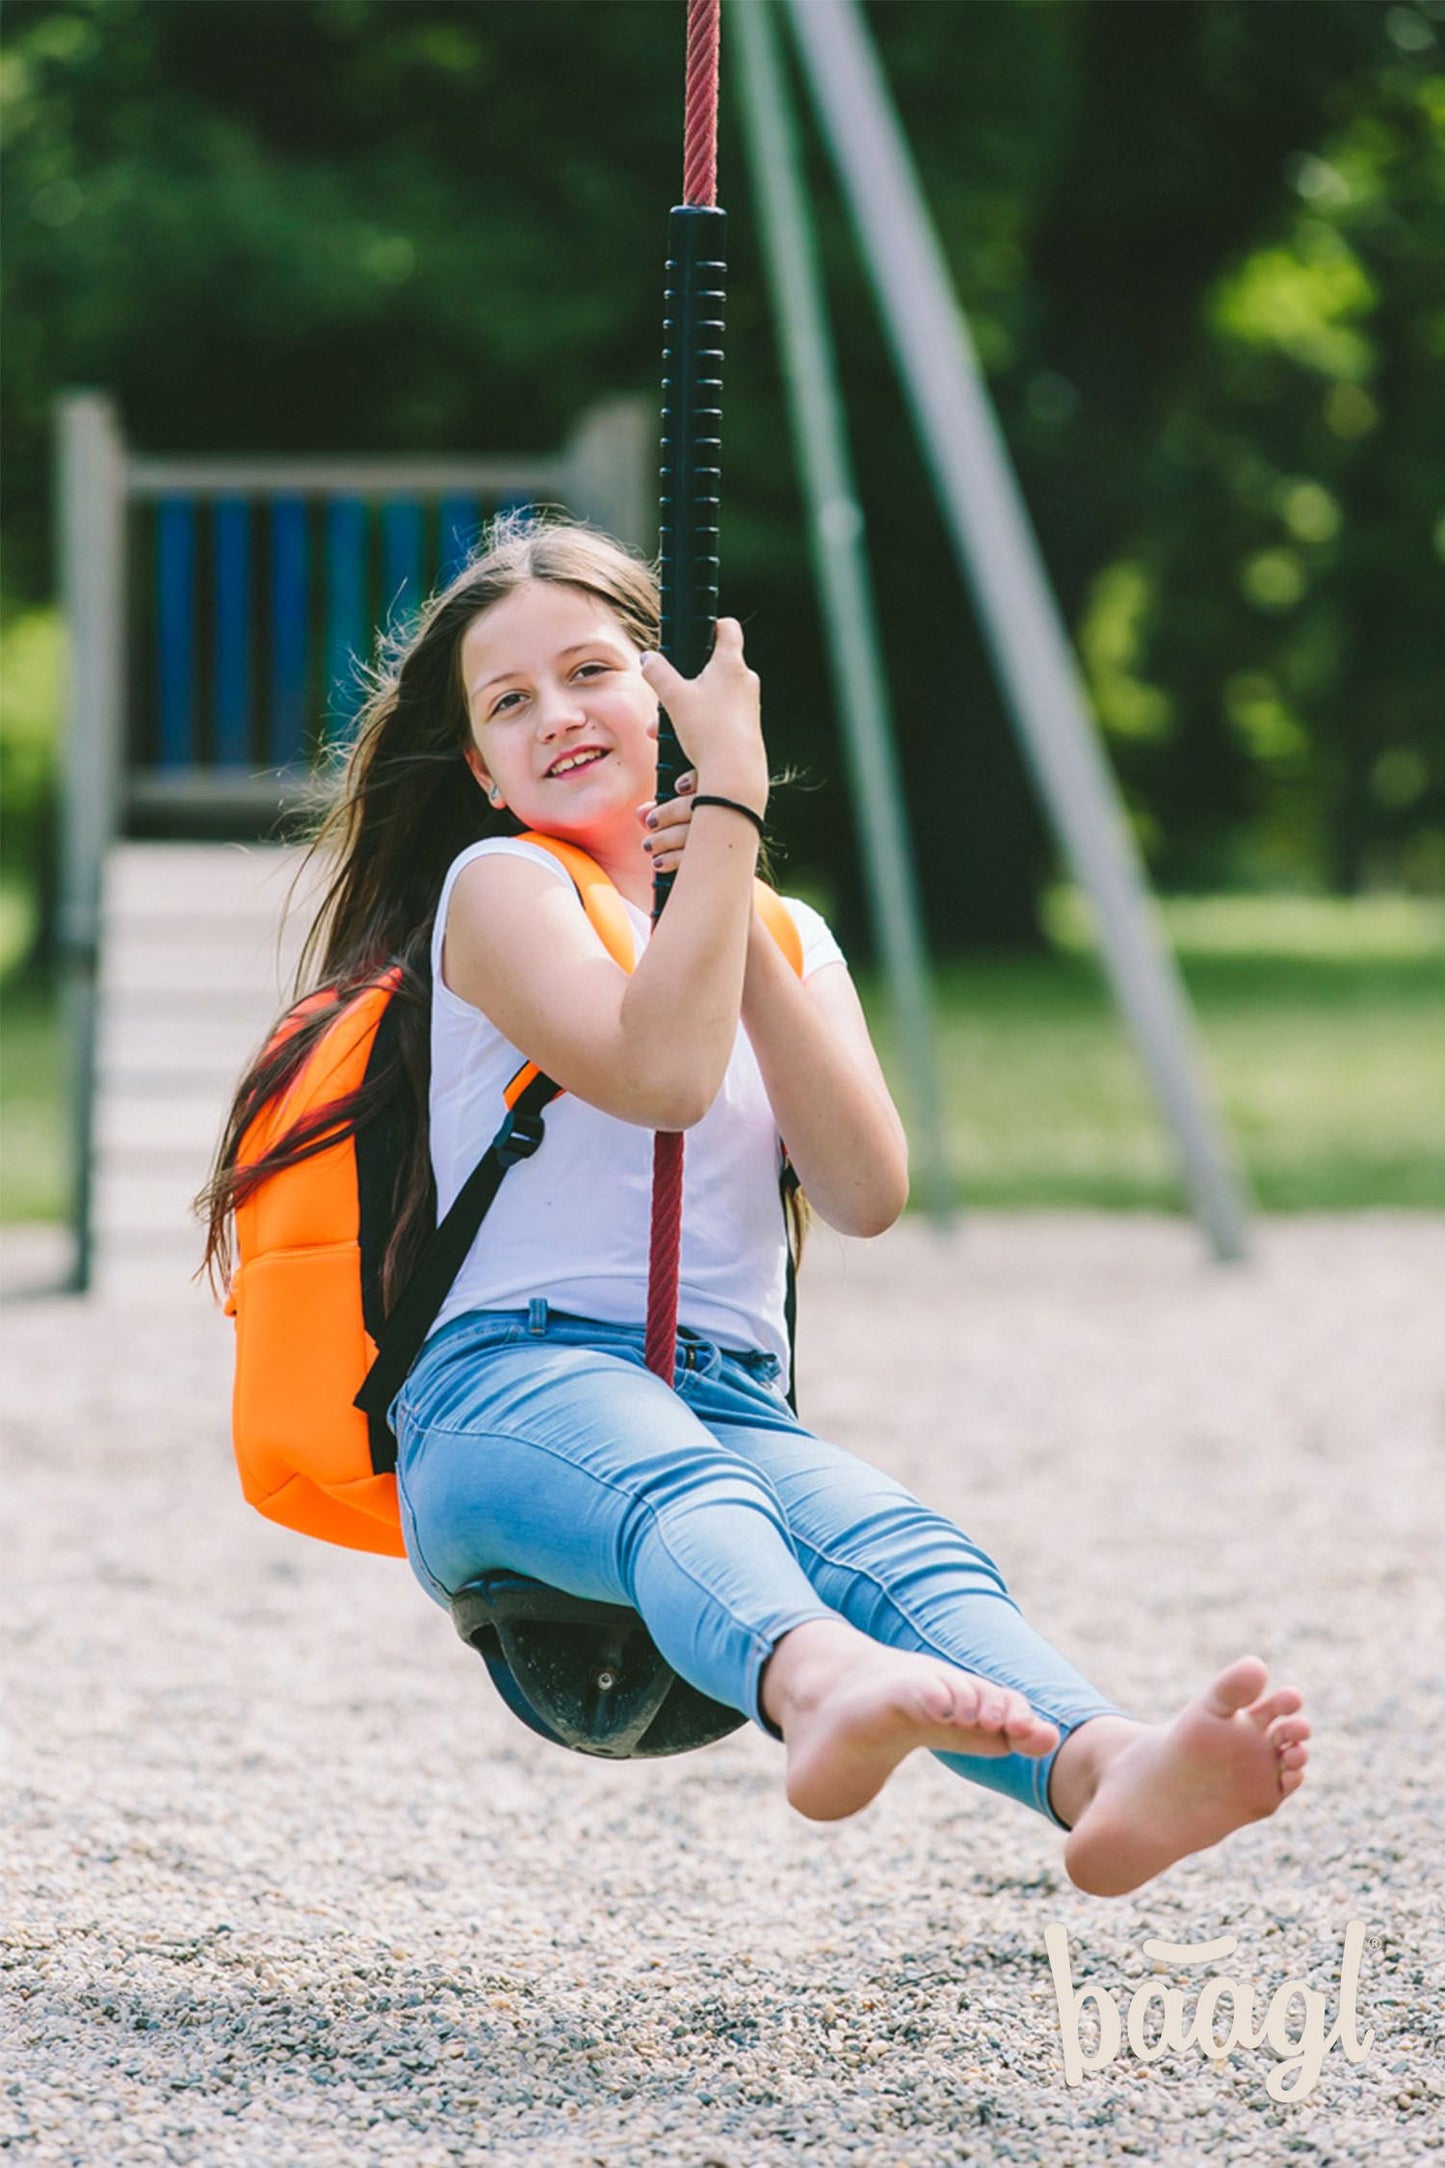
[547,748,609,778]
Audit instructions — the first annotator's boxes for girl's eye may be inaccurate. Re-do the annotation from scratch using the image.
[490,690,525,717]
[573,661,609,680]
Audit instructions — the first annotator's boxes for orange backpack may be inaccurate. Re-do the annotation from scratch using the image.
[225,834,803,1557]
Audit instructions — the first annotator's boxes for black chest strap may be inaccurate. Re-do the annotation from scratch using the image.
[354,1070,561,1458]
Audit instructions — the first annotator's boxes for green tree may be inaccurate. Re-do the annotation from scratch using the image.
[2,0,1440,970]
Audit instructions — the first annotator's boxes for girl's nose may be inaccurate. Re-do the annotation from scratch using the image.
[537,686,587,736]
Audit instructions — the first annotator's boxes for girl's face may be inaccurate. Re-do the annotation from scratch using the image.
[459,580,659,841]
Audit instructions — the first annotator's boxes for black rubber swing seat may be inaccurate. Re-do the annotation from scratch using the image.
[449,1573,749,1759]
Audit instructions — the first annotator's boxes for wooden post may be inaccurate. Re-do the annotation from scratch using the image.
[563,396,656,554]
[56,391,128,1293]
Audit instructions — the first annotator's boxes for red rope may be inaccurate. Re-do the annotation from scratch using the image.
[644,1131,687,1381]
[683,0,722,208]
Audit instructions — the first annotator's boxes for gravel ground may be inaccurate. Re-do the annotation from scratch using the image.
[3,1212,1442,2166]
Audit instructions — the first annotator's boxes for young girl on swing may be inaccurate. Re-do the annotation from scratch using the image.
[204,515,1309,1898]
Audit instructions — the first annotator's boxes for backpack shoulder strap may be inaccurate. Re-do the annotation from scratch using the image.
[518,827,805,979]
[357,843,626,1432]
[354,1067,561,1436]
[752,886,804,977]
[515,831,636,972]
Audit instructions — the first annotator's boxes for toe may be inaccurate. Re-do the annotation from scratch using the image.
[1249,1685,1304,1725]
[917,1673,963,1725]
[1269,1714,1311,1747]
[976,1688,1011,1730]
[1005,1701,1051,1743]
[1207,1656,1270,1718]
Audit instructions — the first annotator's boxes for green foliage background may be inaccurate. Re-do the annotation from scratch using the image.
[2,0,1443,970]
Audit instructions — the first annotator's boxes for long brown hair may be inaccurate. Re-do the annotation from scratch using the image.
[196,511,806,1315]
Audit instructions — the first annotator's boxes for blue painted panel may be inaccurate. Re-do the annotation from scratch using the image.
[325,497,368,743]
[439,494,479,583]
[381,499,425,633]
[157,499,196,769]
[269,498,310,767]
[213,498,251,766]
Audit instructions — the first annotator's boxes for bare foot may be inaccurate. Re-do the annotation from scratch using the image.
[1061,1656,1311,1897]
[763,1620,1060,1822]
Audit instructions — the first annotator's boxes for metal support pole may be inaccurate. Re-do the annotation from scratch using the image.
[56,391,128,1293]
[731,0,952,1223]
[783,0,1251,1261]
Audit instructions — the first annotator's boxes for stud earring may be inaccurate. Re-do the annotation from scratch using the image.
[487,785,503,807]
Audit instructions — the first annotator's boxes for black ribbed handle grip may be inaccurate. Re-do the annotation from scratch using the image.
[655,201,727,917]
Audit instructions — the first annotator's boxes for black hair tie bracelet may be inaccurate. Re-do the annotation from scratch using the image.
[689,794,767,840]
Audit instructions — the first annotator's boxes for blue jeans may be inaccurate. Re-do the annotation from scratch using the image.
[390,1303,1128,1828]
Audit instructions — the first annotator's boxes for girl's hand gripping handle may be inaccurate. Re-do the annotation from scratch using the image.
[639,620,769,826]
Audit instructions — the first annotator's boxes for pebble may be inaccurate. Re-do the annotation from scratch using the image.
[2,1214,1439,2164]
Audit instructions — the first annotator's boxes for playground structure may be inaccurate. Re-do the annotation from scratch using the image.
[56,390,653,1295]
[54,0,1252,1303]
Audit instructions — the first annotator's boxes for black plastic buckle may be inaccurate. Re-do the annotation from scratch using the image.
[493,1104,548,1168]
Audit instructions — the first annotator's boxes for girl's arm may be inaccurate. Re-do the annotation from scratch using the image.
[740,916,910,1238]
[643,779,909,1233]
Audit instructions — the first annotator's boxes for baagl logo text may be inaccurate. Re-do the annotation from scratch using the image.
[1044,1919,1375,2102]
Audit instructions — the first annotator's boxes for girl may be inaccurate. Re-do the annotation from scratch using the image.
[203,516,1309,1898]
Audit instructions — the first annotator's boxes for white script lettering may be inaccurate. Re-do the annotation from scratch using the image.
[1043,1919,1374,2104]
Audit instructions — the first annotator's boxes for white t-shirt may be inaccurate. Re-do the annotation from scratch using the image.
[426,836,846,1365]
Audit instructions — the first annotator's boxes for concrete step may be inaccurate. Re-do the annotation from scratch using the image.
[97,1093,232,1160]
[99,937,310,1004]
[92,842,326,1284]
[92,1244,224,1308]
[103,840,321,921]
[94,1164,215,1238]
[98,1008,289,1085]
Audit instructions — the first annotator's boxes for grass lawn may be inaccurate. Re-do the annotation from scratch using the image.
[2,894,1442,1225]
[857,893,1445,1213]
[0,978,67,1223]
